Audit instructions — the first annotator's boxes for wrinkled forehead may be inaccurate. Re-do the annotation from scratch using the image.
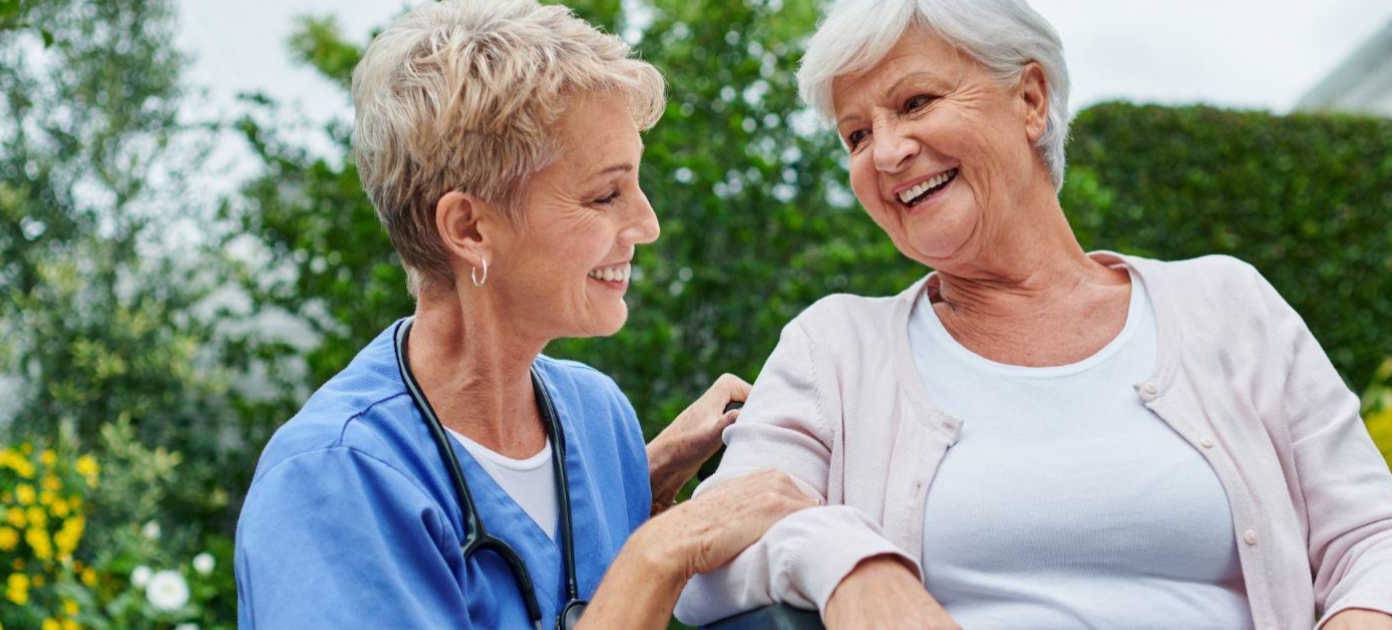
[830,30,970,118]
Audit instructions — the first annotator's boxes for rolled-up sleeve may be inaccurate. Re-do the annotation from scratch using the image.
[674,321,918,627]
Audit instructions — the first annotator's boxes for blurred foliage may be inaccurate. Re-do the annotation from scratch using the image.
[0,0,54,45]
[1,0,241,627]
[1062,103,1392,391]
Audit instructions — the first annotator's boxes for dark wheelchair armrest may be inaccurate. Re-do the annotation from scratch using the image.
[699,604,824,630]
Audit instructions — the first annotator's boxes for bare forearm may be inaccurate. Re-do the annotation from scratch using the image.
[646,439,687,514]
[575,531,687,630]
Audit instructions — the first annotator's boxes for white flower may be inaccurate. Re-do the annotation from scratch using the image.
[192,552,215,575]
[142,521,162,540]
[174,624,199,630]
[146,570,190,611]
[131,565,153,588]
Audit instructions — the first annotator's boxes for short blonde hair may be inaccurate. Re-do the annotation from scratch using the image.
[351,0,665,294]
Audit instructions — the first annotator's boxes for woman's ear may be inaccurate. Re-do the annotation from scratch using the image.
[1018,62,1050,144]
[435,190,489,277]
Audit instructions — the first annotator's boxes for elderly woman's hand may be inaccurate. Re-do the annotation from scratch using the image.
[1324,610,1392,630]
[824,557,961,630]
[647,373,752,513]
[642,468,817,577]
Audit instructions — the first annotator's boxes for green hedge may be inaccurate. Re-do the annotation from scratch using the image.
[1061,103,1392,390]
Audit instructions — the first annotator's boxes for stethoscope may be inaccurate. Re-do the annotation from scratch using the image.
[394,319,588,630]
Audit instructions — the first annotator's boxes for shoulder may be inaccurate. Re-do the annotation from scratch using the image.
[783,282,924,350]
[1129,253,1291,326]
[250,322,421,487]
[1132,253,1262,296]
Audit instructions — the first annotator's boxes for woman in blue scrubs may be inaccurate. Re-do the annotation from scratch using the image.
[232,1,816,628]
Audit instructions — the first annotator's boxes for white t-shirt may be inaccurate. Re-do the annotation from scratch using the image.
[908,270,1253,629]
[447,428,558,540]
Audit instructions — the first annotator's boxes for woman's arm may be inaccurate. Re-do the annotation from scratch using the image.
[1247,266,1392,626]
[673,320,933,628]
[646,374,752,515]
[575,469,816,630]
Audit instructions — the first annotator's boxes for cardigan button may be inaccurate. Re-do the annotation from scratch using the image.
[1243,529,1259,545]
[1142,381,1159,395]
[1199,437,1215,449]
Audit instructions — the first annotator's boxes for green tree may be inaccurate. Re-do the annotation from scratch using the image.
[0,0,241,559]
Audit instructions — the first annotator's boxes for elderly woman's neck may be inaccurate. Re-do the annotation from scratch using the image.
[932,202,1120,321]
[406,285,549,456]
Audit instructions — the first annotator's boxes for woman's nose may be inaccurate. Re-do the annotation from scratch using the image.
[872,120,918,174]
[623,188,660,246]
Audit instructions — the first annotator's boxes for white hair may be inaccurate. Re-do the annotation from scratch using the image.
[797,0,1072,190]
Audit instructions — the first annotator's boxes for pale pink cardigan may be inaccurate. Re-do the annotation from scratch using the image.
[675,252,1392,630]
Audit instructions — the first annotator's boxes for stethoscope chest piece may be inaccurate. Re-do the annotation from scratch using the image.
[558,599,587,630]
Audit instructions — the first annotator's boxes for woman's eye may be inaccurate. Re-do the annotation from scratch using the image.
[905,94,934,112]
[593,190,620,205]
[846,129,869,149]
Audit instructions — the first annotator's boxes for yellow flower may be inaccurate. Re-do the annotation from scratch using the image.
[40,449,56,466]
[42,475,61,492]
[5,507,25,528]
[32,574,44,587]
[6,573,27,590]
[5,586,27,605]
[0,528,17,551]
[42,619,60,630]
[20,443,32,455]
[51,500,70,518]
[25,528,52,560]
[15,485,35,505]
[62,598,79,616]
[75,455,98,479]
[27,507,46,527]
[61,620,79,630]
[80,567,96,586]
[15,461,34,479]
[54,529,78,557]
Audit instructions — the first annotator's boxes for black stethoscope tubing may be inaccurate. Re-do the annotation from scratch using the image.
[394,318,587,630]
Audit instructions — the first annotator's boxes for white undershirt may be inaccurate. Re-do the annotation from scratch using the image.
[447,428,558,540]
[908,270,1253,629]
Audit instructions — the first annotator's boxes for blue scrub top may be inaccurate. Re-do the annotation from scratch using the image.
[235,320,652,629]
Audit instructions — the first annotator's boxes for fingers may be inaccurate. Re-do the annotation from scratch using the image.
[714,373,752,402]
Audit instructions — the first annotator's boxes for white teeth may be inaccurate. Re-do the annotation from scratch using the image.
[897,169,957,204]
[589,263,631,283]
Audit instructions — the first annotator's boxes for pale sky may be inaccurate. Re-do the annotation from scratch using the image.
[176,0,1392,187]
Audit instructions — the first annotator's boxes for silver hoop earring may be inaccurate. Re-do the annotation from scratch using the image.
[471,258,488,287]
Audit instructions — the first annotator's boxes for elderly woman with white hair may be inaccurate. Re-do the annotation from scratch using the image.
[233,1,815,629]
[676,0,1392,629]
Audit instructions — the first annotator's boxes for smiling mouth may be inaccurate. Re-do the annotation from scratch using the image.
[588,262,631,284]
[897,168,959,208]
